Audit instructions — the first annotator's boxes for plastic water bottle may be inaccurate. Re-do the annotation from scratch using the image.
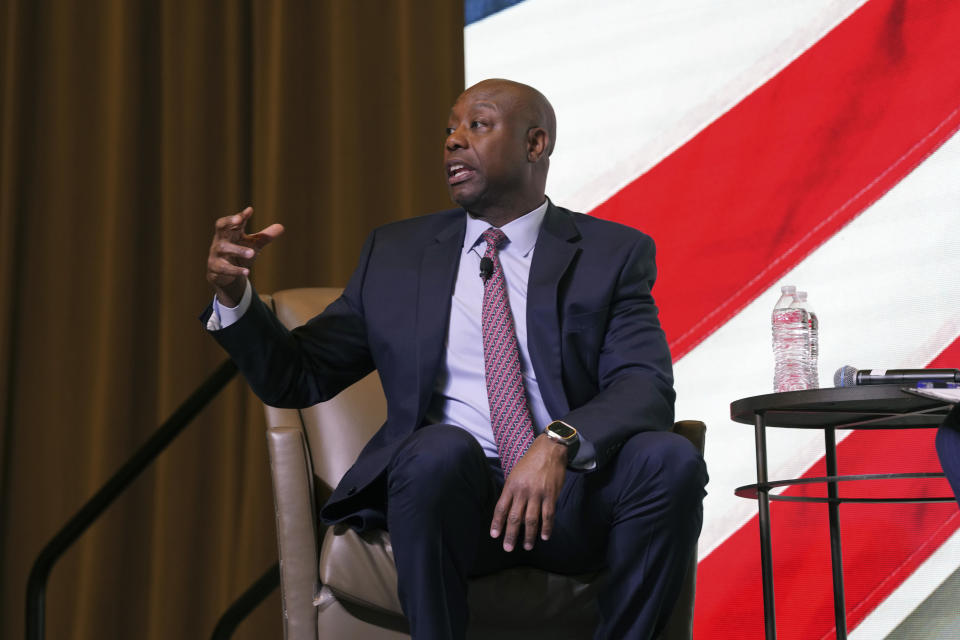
[771,285,809,392]
[795,291,819,388]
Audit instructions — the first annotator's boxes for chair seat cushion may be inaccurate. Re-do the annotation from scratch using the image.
[319,526,601,631]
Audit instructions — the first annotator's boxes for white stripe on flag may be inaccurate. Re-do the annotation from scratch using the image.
[465,0,868,212]
[848,524,960,638]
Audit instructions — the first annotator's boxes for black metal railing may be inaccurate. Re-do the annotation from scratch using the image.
[210,562,280,640]
[26,359,243,640]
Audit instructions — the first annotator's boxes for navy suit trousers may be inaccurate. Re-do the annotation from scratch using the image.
[936,404,960,504]
[384,425,708,640]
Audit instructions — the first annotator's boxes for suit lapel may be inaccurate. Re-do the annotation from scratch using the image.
[414,214,466,424]
[527,204,581,420]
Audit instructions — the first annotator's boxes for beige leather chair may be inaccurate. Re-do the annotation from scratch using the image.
[262,288,706,640]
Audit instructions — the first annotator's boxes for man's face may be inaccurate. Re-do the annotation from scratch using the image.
[444,86,530,212]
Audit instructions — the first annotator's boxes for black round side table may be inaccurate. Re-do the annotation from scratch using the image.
[730,385,955,640]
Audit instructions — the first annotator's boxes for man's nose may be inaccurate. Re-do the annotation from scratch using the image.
[445,125,466,150]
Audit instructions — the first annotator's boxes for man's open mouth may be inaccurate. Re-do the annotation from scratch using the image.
[447,163,475,185]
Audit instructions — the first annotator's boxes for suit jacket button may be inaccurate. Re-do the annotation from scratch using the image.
[347,487,357,495]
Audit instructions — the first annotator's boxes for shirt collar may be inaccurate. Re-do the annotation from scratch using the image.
[464,199,549,258]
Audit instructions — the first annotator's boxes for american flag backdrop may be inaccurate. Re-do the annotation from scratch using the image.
[465,1,960,637]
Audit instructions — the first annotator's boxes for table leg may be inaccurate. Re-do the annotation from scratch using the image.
[825,427,847,638]
[755,411,776,639]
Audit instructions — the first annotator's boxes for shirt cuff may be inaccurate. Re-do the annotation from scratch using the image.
[206,281,253,331]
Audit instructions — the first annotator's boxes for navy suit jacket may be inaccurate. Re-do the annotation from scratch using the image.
[206,202,675,527]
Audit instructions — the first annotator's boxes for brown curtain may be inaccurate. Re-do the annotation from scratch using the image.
[0,1,463,638]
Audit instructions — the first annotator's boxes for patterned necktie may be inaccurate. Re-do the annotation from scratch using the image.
[480,228,536,474]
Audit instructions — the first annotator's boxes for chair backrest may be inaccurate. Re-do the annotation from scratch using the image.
[265,288,387,502]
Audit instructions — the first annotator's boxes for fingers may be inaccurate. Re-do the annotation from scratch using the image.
[540,499,555,542]
[216,239,255,261]
[207,207,283,283]
[247,222,286,249]
[207,237,253,285]
[490,491,523,552]
[491,483,545,552]
[256,222,286,240]
[490,495,509,541]
[207,256,249,279]
[502,498,526,552]
[523,499,541,551]
[214,207,254,237]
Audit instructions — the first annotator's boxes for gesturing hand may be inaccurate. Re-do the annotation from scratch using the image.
[206,206,285,306]
[490,434,568,552]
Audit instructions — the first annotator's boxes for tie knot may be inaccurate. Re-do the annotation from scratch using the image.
[482,228,508,251]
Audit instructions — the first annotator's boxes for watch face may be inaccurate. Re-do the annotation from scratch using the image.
[549,421,576,439]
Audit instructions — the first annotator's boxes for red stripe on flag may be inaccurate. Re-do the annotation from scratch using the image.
[695,336,960,639]
[589,0,960,360]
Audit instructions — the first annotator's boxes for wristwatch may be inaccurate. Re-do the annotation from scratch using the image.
[545,420,580,459]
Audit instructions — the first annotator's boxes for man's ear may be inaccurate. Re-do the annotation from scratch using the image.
[526,127,549,162]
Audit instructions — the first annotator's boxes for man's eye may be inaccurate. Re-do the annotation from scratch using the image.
[471,120,487,128]
[445,127,455,135]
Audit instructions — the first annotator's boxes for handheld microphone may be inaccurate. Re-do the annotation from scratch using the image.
[833,365,960,387]
[479,257,493,281]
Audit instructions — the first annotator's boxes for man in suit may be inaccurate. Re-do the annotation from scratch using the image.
[204,79,707,639]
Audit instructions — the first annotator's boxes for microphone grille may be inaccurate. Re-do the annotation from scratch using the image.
[834,365,857,387]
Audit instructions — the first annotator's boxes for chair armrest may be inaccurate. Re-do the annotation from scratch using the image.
[672,420,706,454]
[266,427,322,640]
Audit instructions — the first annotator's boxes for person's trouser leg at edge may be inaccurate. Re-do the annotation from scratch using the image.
[936,404,960,505]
